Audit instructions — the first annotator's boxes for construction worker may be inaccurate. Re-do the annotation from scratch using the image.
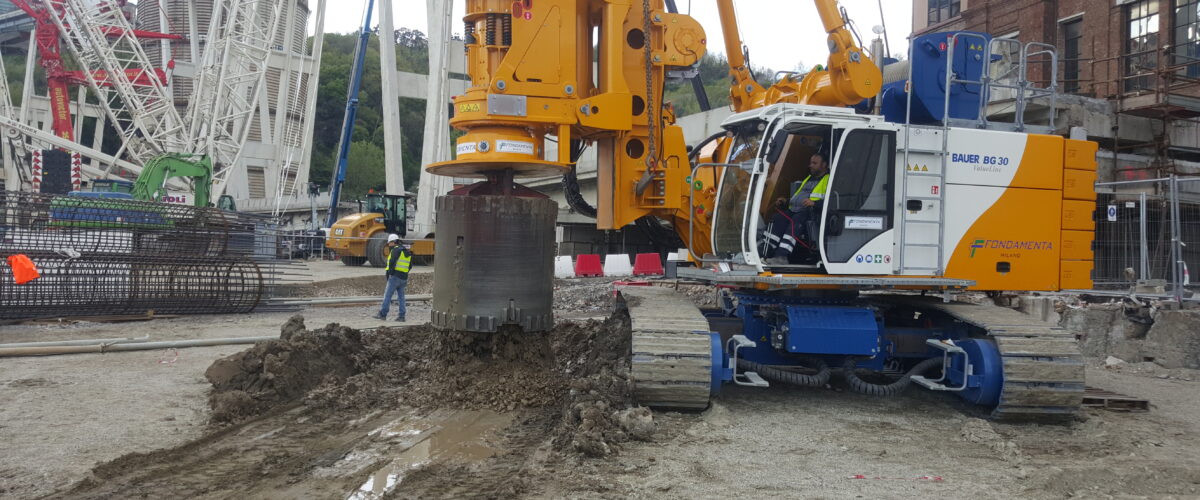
[762,151,830,264]
[374,234,411,322]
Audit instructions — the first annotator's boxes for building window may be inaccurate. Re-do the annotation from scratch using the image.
[1125,0,1160,92]
[1174,0,1200,77]
[1063,18,1083,93]
[928,0,961,25]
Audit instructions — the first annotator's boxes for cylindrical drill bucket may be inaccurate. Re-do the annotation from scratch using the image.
[430,195,556,332]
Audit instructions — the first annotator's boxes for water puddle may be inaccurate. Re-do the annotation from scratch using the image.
[347,409,513,500]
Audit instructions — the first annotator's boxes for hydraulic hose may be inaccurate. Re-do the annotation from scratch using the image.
[689,131,728,162]
[561,139,597,218]
[738,358,831,387]
[842,357,943,397]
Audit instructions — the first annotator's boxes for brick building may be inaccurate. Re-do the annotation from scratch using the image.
[912,0,1200,178]
[915,0,1200,99]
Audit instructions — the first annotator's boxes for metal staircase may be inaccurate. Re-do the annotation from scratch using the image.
[896,33,991,276]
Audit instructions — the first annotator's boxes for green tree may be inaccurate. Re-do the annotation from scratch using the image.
[310,28,433,193]
[341,141,386,197]
[663,52,774,116]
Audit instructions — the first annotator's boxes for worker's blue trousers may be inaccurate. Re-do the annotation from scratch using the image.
[379,275,407,319]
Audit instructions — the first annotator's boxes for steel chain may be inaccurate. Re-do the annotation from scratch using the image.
[636,0,657,196]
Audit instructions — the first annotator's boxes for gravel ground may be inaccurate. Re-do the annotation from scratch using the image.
[1,276,1198,499]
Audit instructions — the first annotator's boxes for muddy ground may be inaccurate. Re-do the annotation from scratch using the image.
[1,275,1199,498]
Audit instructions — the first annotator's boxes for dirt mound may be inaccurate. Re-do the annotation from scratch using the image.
[315,325,566,412]
[204,316,369,422]
[202,311,646,457]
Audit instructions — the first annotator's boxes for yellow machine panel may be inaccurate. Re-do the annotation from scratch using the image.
[1060,259,1094,290]
[1011,134,1064,190]
[1061,199,1097,231]
[1060,230,1095,261]
[944,186,1063,291]
[1064,140,1099,171]
[1063,169,1098,201]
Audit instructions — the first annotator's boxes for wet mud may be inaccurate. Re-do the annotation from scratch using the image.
[61,310,653,499]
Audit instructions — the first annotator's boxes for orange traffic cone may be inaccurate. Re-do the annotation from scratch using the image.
[7,254,40,284]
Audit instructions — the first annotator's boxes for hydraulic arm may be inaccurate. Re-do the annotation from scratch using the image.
[131,153,214,207]
[718,0,882,111]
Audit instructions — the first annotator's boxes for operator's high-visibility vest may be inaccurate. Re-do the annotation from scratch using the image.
[388,248,412,273]
[793,174,830,201]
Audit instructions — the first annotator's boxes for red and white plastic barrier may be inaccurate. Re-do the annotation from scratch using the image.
[602,254,633,277]
[574,254,603,277]
[632,253,664,276]
[554,256,575,278]
[566,253,668,278]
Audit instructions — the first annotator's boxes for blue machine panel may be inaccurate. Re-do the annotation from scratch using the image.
[881,31,992,125]
[783,306,880,356]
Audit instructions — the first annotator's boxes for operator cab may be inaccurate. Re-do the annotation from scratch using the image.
[709,105,899,274]
[365,193,408,236]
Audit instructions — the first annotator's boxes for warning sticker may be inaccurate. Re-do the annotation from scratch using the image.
[496,140,535,156]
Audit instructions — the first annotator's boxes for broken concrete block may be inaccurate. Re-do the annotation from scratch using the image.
[1143,310,1200,369]
[1018,295,1061,324]
[1061,304,1151,360]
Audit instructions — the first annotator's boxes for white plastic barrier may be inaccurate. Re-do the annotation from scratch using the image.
[603,254,633,277]
[554,255,575,278]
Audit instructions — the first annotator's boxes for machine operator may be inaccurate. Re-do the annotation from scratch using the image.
[762,151,829,264]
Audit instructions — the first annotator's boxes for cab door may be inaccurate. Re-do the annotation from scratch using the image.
[820,127,897,275]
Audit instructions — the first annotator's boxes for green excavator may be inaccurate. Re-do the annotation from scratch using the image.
[128,153,237,210]
[78,153,236,210]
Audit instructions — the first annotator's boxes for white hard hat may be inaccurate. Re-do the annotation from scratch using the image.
[387,234,400,243]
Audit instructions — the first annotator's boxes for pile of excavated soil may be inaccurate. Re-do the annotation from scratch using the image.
[204,316,369,422]
[203,311,648,457]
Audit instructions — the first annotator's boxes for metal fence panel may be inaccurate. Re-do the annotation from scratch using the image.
[1093,177,1200,300]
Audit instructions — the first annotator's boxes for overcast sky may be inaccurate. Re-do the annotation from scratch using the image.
[313,1,913,71]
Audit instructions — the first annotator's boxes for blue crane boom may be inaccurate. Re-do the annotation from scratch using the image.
[324,0,376,227]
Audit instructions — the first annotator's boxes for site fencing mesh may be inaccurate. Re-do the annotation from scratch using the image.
[1093,177,1200,300]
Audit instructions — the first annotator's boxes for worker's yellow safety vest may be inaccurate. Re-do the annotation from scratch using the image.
[793,174,830,201]
[389,249,412,273]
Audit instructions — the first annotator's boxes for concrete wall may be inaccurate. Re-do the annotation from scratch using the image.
[1062,305,1200,370]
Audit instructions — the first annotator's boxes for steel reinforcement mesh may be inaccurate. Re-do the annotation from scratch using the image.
[0,191,307,320]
